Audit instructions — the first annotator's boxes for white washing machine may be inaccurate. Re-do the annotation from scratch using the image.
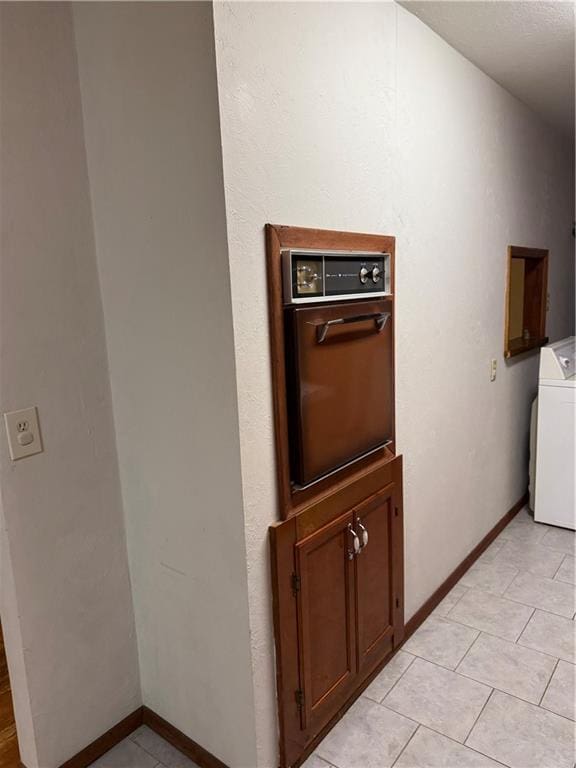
[533,337,575,530]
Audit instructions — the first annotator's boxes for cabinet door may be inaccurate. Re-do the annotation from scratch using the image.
[354,482,400,675]
[295,510,357,731]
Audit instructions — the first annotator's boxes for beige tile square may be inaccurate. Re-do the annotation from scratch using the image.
[493,540,565,578]
[363,650,415,703]
[403,616,478,669]
[466,690,575,768]
[383,657,491,743]
[541,527,576,555]
[504,571,575,618]
[433,584,468,617]
[476,539,505,565]
[132,726,197,768]
[555,555,576,585]
[447,588,533,641]
[394,726,503,767]
[512,508,536,524]
[456,632,556,703]
[518,609,576,663]
[460,561,519,595]
[316,696,417,768]
[92,739,159,768]
[499,518,548,545]
[541,661,576,721]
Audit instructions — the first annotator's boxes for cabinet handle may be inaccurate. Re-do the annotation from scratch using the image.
[347,524,361,560]
[357,519,369,551]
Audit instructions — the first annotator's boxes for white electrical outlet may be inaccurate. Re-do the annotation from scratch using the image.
[490,358,497,382]
[4,406,43,460]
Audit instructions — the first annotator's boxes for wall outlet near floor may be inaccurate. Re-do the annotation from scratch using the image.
[4,406,43,460]
[490,358,497,382]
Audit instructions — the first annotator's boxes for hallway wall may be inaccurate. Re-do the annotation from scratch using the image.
[72,4,257,766]
[213,2,575,765]
[0,4,141,766]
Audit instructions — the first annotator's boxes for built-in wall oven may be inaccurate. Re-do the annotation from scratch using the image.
[283,249,394,488]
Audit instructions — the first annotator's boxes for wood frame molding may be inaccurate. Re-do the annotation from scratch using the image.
[504,245,549,359]
[265,224,397,519]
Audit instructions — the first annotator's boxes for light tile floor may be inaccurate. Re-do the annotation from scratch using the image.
[91,726,199,768]
[307,508,576,768]
[93,508,574,768]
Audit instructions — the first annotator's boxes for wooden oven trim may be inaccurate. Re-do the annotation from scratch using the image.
[265,224,396,519]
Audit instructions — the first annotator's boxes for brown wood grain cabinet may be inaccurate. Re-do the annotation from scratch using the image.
[270,455,404,768]
[295,510,357,733]
[266,226,403,768]
[354,483,403,676]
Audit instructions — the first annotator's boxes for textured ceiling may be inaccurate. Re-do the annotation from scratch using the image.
[399,1,575,139]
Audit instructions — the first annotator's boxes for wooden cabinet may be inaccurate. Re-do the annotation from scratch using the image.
[270,456,404,768]
[355,485,402,675]
[295,510,356,732]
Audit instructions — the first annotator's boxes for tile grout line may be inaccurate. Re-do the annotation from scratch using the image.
[457,624,482,665]
[552,553,569,581]
[379,697,512,765]
[399,620,480,672]
[396,719,511,768]
[516,633,572,663]
[377,647,574,749]
[389,723,421,767]
[537,657,561,707]
[503,592,575,620]
[453,628,483,673]
[442,583,469,614]
[380,645,574,727]
[373,651,417,704]
[513,606,536,644]
[128,730,171,766]
[501,569,521,597]
[471,679,576,726]
[438,608,535,646]
[377,657,495,743]
[384,653,466,678]
[463,686,495,745]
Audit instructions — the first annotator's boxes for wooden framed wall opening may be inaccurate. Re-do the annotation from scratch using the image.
[265,224,397,519]
[504,245,549,358]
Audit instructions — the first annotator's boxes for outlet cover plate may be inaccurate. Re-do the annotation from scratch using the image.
[4,407,43,460]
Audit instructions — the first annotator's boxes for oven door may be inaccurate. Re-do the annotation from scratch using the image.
[287,299,394,487]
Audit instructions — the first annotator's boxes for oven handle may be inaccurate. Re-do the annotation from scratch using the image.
[315,311,390,344]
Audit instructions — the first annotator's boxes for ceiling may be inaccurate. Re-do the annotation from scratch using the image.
[399,1,575,140]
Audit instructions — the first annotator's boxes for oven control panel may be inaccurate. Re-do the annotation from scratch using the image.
[282,249,391,304]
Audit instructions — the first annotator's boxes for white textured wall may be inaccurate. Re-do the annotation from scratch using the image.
[213,3,575,766]
[0,4,141,766]
[396,6,574,617]
[72,4,257,766]
[214,4,398,763]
